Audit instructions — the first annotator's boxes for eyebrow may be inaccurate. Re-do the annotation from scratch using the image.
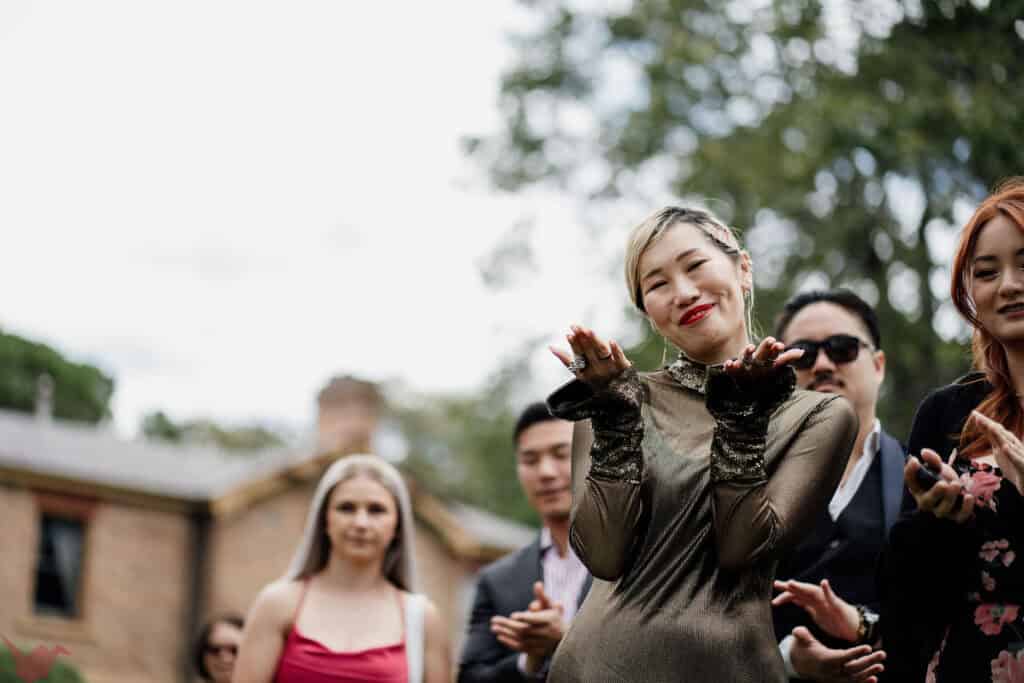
[641,248,701,281]
[973,248,1024,264]
[518,443,571,457]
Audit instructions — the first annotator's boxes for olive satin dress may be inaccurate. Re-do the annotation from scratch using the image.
[545,355,858,682]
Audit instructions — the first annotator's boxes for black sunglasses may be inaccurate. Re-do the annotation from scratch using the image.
[786,334,872,370]
[205,644,238,657]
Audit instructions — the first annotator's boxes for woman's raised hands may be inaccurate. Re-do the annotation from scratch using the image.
[550,325,632,390]
[722,337,804,383]
[972,410,1024,494]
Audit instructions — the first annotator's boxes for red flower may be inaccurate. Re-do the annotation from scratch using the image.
[982,540,1013,564]
[976,604,1020,636]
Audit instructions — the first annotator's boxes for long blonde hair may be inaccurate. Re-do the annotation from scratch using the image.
[284,454,417,591]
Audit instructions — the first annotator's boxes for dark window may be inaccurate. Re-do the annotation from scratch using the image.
[33,515,85,618]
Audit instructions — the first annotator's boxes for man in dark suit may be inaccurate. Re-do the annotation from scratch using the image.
[771,290,905,682]
[458,403,591,682]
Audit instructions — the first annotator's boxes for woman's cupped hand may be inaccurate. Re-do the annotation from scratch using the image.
[722,336,804,383]
[550,326,632,390]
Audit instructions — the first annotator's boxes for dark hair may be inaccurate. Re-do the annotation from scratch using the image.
[514,402,558,444]
[774,289,882,349]
[194,614,244,680]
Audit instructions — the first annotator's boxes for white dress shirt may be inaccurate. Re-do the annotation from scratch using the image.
[828,419,882,521]
[517,526,589,676]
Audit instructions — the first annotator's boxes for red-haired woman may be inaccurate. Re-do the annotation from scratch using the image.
[881,178,1024,681]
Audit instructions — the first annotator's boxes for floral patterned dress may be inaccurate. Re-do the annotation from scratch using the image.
[879,375,1024,682]
[923,457,1024,682]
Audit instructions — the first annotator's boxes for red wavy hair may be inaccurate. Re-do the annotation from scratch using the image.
[951,178,1024,459]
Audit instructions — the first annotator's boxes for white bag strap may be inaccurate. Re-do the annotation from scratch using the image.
[404,593,426,683]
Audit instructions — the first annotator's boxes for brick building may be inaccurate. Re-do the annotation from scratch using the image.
[0,376,533,683]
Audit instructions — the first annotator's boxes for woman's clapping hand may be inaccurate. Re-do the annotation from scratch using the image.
[971,410,1024,495]
[904,448,976,523]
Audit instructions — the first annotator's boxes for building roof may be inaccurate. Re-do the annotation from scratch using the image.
[0,408,535,559]
[0,409,300,501]
[447,501,537,549]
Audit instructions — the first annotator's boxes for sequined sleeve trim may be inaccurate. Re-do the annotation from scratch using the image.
[705,365,796,483]
[547,368,645,484]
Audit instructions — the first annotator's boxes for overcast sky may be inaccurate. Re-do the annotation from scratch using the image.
[3,2,973,440]
[0,0,635,435]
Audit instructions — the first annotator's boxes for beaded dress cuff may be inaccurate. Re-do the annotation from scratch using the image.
[704,364,796,483]
[547,368,645,484]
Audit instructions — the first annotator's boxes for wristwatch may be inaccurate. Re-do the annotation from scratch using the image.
[855,604,880,644]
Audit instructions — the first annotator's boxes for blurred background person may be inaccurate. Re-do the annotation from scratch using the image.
[880,179,1024,681]
[459,402,591,682]
[544,206,860,682]
[233,454,450,683]
[193,614,243,683]
[770,289,900,682]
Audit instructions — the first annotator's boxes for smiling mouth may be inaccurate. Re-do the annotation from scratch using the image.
[679,304,714,326]
[999,303,1024,315]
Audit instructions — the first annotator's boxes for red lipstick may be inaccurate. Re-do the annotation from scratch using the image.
[999,303,1024,319]
[679,303,714,326]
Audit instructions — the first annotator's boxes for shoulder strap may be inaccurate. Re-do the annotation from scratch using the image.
[404,593,426,683]
[290,578,312,628]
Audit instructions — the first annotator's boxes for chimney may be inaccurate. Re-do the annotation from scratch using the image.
[35,373,54,422]
[316,375,383,455]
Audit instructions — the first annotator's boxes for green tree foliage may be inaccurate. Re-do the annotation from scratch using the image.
[0,331,114,424]
[469,0,1024,438]
[140,411,285,452]
[390,347,541,526]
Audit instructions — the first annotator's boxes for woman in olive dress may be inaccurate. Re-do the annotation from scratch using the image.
[545,206,871,682]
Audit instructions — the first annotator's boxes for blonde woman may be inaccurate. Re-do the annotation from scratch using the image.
[546,206,863,681]
[233,455,450,683]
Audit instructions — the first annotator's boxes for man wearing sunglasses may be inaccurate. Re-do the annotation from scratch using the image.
[770,289,906,682]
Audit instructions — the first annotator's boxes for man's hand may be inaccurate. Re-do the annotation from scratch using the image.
[489,582,565,673]
[789,627,885,683]
[773,579,861,643]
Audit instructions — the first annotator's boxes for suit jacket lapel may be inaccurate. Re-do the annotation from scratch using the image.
[516,536,544,608]
[525,533,593,610]
[879,430,906,533]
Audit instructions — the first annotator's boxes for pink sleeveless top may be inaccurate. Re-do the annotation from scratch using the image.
[274,579,409,683]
